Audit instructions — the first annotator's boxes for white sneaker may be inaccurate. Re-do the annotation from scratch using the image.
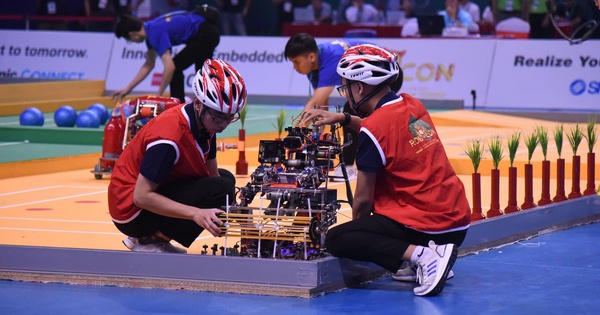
[332,165,357,181]
[122,236,137,249]
[393,261,454,282]
[122,236,187,254]
[413,240,457,296]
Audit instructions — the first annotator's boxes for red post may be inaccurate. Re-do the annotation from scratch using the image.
[538,160,553,206]
[568,155,582,199]
[487,169,503,217]
[235,129,248,175]
[470,172,485,221]
[584,152,597,195]
[504,166,520,213]
[521,163,537,209]
[553,158,568,202]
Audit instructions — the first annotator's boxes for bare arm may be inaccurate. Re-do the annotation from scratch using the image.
[352,170,376,219]
[304,86,334,112]
[300,109,363,132]
[158,50,175,97]
[111,49,157,101]
[132,173,224,237]
[206,158,220,177]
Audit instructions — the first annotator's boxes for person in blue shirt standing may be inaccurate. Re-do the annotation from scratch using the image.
[439,0,475,32]
[112,5,220,103]
[284,33,402,181]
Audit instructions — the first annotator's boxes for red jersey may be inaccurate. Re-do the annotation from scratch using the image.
[360,93,471,232]
[108,104,211,223]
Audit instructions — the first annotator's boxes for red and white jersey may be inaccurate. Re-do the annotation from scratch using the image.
[360,93,471,233]
[108,104,211,223]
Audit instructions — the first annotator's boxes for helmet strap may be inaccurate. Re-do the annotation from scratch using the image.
[193,101,208,133]
[350,83,386,118]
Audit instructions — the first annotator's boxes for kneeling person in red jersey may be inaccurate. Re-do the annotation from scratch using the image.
[301,44,471,296]
[108,59,246,253]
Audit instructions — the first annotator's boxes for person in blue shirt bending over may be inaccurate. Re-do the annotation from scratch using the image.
[284,33,403,182]
[112,5,220,103]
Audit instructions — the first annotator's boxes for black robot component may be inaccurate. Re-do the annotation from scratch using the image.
[222,122,353,260]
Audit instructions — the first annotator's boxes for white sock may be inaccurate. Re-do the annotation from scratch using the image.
[410,246,426,264]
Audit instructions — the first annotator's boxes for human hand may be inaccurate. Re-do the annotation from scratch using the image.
[299,109,342,127]
[192,208,225,237]
[111,88,130,102]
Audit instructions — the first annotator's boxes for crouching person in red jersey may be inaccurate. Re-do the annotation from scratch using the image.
[300,44,471,296]
[108,59,247,253]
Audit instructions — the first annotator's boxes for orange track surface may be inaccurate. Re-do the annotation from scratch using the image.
[1,111,598,254]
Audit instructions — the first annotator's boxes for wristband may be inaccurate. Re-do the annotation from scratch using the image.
[340,112,351,127]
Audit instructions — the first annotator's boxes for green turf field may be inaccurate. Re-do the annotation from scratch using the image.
[0,104,304,163]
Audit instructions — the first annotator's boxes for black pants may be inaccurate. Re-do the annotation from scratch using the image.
[325,214,468,273]
[341,72,404,165]
[170,22,220,103]
[113,169,235,247]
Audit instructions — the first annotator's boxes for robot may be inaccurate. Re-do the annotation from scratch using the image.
[91,96,180,179]
[219,117,354,260]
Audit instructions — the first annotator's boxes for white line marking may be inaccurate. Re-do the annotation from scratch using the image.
[0,190,106,209]
[0,227,122,235]
[0,141,29,147]
[0,217,111,224]
[0,186,63,196]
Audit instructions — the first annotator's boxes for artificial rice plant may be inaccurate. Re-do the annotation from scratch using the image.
[537,125,549,161]
[487,136,504,169]
[524,131,539,164]
[239,105,248,129]
[463,139,484,173]
[272,109,286,139]
[554,124,564,158]
[507,131,521,167]
[566,124,583,156]
[585,116,598,153]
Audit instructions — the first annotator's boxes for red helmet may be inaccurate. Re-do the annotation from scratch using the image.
[193,59,247,115]
[336,44,399,86]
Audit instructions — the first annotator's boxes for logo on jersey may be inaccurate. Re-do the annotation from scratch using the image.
[408,116,436,147]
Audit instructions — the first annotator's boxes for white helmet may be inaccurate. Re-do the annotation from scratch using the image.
[336,44,399,86]
[193,59,247,115]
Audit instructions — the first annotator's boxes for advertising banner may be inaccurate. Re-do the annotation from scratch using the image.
[0,30,113,81]
[485,40,600,111]
[375,38,497,107]
[105,36,304,97]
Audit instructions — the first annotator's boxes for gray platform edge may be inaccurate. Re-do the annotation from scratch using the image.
[1,195,599,298]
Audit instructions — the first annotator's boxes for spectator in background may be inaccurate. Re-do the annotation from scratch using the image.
[439,0,474,30]
[36,0,67,30]
[374,0,401,11]
[346,0,380,23]
[336,0,353,23]
[308,0,332,24]
[85,0,134,32]
[491,0,528,25]
[552,0,587,37]
[482,0,494,24]
[399,0,416,25]
[459,0,480,23]
[272,0,310,35]
[527,0,553,38]
[216,0,252,35]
